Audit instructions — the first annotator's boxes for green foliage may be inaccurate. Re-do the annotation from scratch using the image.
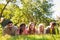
[6,0,16,3]
[0,0,54,26]
[0,4,5,13]
[0,26,60,40]
[20,0,54,25]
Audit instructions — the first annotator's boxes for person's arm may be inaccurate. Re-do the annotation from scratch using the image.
[15,27,19,35]
[3,28,7,36]
[44,28,46,34]
[35,29,38,34]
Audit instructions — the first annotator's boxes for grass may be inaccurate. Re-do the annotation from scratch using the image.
[0,33,60,40]
[0,27,60,40]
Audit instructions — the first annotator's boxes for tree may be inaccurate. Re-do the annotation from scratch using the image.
[0,0,54,26]
[0,0,16,24]
[20,0,54,25]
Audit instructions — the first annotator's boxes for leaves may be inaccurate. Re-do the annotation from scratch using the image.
[6,0,16,3]
[0,0,54,26]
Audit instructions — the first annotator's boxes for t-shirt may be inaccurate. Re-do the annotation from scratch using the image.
[45,26,58,34]
[3,26,18,36]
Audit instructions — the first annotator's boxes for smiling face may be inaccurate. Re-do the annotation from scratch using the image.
[7,23,13,28]
[29,23,35,30]
[20,24,26,31]
[39,25,44,32]
[38,24,44,33]
[21,25,26,31]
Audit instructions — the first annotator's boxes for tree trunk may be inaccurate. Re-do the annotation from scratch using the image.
[0,1,10,18]
[0,1,10,23]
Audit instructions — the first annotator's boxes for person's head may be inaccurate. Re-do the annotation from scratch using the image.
[50,22,56,28]
[6,21,13,28]
[29,22,35,30]
[38,24,44,32]
[20,23,26,30]
[19,23,26,34]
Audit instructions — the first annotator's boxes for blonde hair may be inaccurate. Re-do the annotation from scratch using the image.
[38,24,44,28]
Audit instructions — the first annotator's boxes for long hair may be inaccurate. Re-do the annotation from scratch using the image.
[28,22,36,34]
[38,24,44,34]
[19,23,26,34]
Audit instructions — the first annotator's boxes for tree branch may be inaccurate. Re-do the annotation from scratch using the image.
[0,1,10,18]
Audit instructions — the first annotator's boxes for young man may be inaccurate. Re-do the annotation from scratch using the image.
[45,22,59,34]
[3,21,18,36]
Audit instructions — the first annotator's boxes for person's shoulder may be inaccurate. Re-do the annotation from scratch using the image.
[13,26,18,29]
[4,26,8,29]
[3,26,8,31]
[46,26,50,28]
[45,26,51,30]
[14,26,18,28]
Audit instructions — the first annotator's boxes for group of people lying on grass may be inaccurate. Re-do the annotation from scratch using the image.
[3,21,59,36]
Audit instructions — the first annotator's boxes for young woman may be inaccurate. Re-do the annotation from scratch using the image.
[28,22,37,34]
[19,23,28,35]
[38,24,45,34]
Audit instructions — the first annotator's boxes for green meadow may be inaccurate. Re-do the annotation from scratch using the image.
[0,0,60,40]
[0,27,60,40]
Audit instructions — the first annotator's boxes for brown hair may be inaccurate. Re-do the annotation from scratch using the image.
[19,23,26,34]
[28,22,36,34]
[50,22,56,26]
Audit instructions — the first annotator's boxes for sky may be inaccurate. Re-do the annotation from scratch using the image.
[52,0,60,19]
[0,0,6,4]
[0,0,60,19]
